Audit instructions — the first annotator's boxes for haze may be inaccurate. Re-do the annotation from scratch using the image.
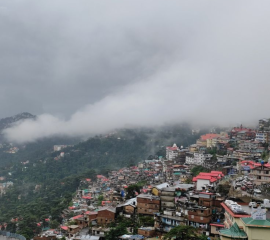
[2,0,270,143]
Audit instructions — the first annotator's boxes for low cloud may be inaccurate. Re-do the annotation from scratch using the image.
[2,0,270,142]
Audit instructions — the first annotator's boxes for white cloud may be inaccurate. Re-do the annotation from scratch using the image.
[2,0,270,142]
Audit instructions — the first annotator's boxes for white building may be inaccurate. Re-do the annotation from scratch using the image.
[255,132,268,143]
[185,152,212,165]
[166,143,180,160]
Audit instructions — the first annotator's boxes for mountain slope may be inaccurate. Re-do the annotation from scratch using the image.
[0,112,35,130]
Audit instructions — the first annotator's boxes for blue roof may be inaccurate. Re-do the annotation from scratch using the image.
[130,235,144,239]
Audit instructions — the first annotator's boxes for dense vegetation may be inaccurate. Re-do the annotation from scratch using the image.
[0,123,205,239]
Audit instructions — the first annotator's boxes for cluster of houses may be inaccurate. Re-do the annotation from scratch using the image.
[167,119,270,185]
[34,118,270,240]
[35,162,270,240]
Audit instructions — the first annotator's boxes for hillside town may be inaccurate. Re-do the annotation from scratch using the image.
[24,118,270,240]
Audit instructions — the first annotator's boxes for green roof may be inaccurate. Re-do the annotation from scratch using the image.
[241,217,270,227]
[220,222,247,239]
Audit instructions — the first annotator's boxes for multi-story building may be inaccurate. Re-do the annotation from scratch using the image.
[259,118,270,131]
[238,140,262,151]
[154,211,185,233]
[230,127,256,141]
[196,133,219,148]
[166,144,180,160]
[220,200,270,240]
[255,132,268,143]
[192,171,224,191]
[174,148,188,164]
[160,187,175,211]
[221,201,250,229]
[185,152,212,166]
[137,194,160,215]
[188,206,212,236]
[96,206,116,225]
[249,161,270,185]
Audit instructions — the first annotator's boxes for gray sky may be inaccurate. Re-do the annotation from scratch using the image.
[2,0,270,142]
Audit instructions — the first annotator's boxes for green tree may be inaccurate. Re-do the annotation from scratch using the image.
[126,184,142,199]
[165,225,199,240]
[191,166,209,176]
[97,195,104,206]
[138,216,154,227]
[49,219,60,229]
[105,222,128,240]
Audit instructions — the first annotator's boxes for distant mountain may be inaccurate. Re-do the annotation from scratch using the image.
[0,112,35,131]
[0,124,205,237]
[0,112,35,143]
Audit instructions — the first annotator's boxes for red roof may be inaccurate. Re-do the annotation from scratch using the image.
[61,226,68,231]
[72,215,83,220]
[85,211,97,215]
[97,175,105,179]
[82,196,92,199]
[85,178,91,182]
[241,160,270,169]
[231,127,254,133]
[102,201,111,206]
[193,171,224,182]
[210,223,224,227]
[201,133,219,140]
[166,147,178,151]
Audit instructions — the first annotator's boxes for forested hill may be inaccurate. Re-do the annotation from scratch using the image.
[0,112,35,143]
[0,112,35,130]
[0,123,206,239]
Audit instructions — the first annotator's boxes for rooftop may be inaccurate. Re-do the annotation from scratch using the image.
[221,203,250,218]
[219,222,247,238]
[241,217,270,228]
[137,194,160,200]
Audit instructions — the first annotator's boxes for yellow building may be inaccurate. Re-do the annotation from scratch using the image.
[220,203,270,240]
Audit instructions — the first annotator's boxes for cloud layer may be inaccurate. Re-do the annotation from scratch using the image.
[2,0,270,142]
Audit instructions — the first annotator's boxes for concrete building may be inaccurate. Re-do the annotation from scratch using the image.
[166,144,180,160]
[220,201,270,240]
[192,171,224,191]
[185,152,212,166]
[96,207,116,225]
[255,132,268,143]
[137,194,160,215]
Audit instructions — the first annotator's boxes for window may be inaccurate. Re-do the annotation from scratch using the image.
[191,215,194,219]
[200,217,204,220]
[266,171,269,174]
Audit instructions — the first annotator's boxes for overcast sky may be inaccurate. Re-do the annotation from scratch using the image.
[2,0,270,142]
